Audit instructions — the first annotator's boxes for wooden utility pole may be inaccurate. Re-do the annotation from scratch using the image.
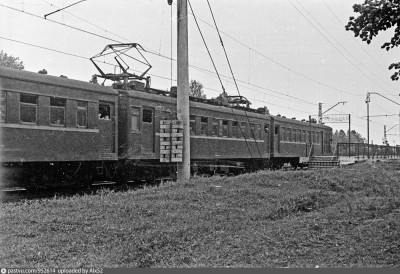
[177,0,190,182]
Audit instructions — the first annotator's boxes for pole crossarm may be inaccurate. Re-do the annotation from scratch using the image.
[321,101,347,115]
[387,124,399,132]
[368,92,400,106]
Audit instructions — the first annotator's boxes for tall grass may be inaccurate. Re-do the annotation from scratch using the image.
[1,160,399,267]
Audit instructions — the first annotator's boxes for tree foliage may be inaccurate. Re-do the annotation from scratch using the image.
[332,129,366,144]
[189,80,207,99]
[0,50,24,70]
[345,0,400,80]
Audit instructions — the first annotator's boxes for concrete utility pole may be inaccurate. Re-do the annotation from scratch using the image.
[176,0,190,183]
[366,92,370,158]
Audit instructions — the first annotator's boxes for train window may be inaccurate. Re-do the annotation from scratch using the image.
[264,124,269,134]
[250,124,260,140]
[240,122,247,138]
[222,120,228,137]
[131,107,140,131]
[211,119,218,136]
[200,117,207,135]
[77,101,87,128]
[293,129,297,142]
[143,108,153,123]
[286,128,291,141]
[190,115,196,135]
[50,97,66,126]
[256,124,261,139]
[232,121,238,138]
[20,93,38,124]
[274,125,279,135]
[280,127,285,141]
[99,103,111,120]
[0,91,5,123]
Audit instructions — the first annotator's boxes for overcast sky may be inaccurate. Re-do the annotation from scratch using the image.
[1,0,400,145]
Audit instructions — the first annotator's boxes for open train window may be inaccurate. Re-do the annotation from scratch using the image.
[264,124,269,134]
[131,106,140,131]
[20,93,38,124]
[50,97,66,126]
[0,91,5,123]
[99,103,111,120]
[77,101,87,128]
[143,108,153,123]
[200,117,207,135]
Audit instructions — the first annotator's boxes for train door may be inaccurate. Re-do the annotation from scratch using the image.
[99,102,115,153]
[142,107,155,153]
[320,131,324,154]
[274,124,280,154]
[264,124,270,154]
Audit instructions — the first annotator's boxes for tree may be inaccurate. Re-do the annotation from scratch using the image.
[189,79,207,99]
[345,0,400,80]
[0,50,24,70]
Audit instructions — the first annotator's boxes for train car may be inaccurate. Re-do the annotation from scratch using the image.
[117,87,271,179]
[271,115,332,168]
[0,66,119,188]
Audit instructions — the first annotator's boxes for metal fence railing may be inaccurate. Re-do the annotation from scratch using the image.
[336,143,400,159]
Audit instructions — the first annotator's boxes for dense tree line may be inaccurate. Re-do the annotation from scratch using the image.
[332,129,366,144]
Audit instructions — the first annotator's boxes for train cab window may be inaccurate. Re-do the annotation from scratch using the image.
[222,120,228,137]
[99,103,111,120]
[0,91,5,123]
[143,108,153,123]
[131,107,140,131]
[50,97,66,126]
[232,121,238,138]
[190,115,196,135]
[200,117,207,135]
[77,101,87,128]
[20,93,38,124]
[211,119,218,136]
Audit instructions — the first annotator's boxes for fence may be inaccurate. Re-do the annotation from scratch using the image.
[336,143,400,159]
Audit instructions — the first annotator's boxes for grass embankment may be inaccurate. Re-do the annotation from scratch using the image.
[1,160,399,267]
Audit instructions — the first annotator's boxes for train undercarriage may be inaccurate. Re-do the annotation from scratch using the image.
[0,157,307,191]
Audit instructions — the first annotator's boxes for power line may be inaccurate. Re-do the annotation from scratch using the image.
[320,0,392,77]
[0,36,175,82]
[297,0,396,92]
[0,3,356,107]
[184,3,357,97]
[288,0,390,93]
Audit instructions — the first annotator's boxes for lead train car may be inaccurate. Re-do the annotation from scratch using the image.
[0,67,332,189]
[0,67,118,188]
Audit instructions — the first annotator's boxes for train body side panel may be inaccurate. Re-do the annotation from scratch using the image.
[0,67,119,163]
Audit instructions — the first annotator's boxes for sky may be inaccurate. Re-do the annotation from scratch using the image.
[1,0,400,145]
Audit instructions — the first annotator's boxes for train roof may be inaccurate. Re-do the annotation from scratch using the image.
[0,66,118,95]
